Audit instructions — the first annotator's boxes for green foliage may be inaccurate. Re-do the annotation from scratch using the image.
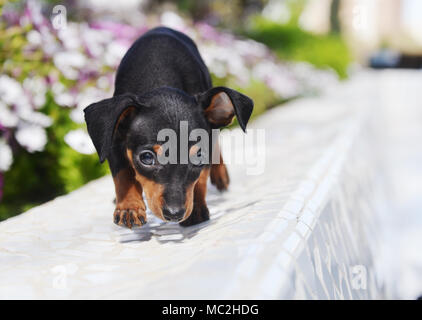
[246,17,352,79]
[0,1,109,220]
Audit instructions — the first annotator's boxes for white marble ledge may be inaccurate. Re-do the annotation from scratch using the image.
[0,73,382,299]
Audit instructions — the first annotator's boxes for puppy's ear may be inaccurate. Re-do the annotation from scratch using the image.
[196,87,254,132]
[84,93,143,162]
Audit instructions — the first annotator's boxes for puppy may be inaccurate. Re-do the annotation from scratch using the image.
[84,27,253,227]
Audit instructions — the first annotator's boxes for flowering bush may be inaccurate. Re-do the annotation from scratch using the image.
[0,0,339,219]
[246,16,352,79]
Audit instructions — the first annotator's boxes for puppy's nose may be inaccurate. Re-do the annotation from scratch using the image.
[162,207,185,222]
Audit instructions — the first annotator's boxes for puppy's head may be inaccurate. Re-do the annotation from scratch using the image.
[84,87,253,222]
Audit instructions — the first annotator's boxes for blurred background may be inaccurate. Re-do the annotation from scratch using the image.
[0,0,421,221]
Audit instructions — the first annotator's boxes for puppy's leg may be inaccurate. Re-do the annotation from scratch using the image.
[109,142,146,229]
[180,168,210,227]
[210,152,230,191]
[113,167,147,228]
[108,107,146,228]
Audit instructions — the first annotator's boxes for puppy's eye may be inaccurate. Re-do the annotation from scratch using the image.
[139,151,156,166]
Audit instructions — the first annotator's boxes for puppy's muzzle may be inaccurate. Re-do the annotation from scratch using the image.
[162,206,185,222]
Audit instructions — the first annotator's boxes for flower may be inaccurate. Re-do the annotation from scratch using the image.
[57,24,82,51]
[26,30,42,46]
[53,51,87,80]
[71,87,110,124]
[64,129,96,154]
[52,82,75,107]
[19,111,52,128]
[0,75,24,106]
[15,125,47,153]
[23,77,47,108]
[103,42,128,67]
[0,102,19,128]
[160,11,187,30]
[0,139,13,172]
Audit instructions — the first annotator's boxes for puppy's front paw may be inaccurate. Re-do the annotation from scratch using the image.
[179,205,210,227]
[114,207,146,229]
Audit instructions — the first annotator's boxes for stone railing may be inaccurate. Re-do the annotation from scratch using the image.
[0,72,388,299]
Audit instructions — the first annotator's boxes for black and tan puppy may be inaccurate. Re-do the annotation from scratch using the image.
[84,27,253,227]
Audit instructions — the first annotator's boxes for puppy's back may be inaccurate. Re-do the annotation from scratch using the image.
[114,27,212,97]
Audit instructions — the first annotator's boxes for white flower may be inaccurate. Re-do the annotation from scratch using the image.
[0,75,24,105]
[199,45,228,78]
[15,125,47,153]
[160,11,186,30]
[0,75,34,118]
[0,139,13,172]
[233,39,268,59]
[82,28,112,58]
[57,23,82,50]
[52,82,66,95]
[39,26,60,56]
[251,60,301,98]
[64,129,96,154]
[51,82,75,107]
[96,76,111,90]
[19,111,53,128]
[23,77,47,108]
[54,92,75,107]
[70,87,110,124]
[226,55,250,84]
[0,101,19,127]
[27,30,42,46]
[53,51,86,80]
[33,94,46,108]
[26,0,44,26]
[103,42,127,67]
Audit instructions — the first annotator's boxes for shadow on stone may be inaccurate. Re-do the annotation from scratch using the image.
[118,187,223,243]
[119,218,215,243]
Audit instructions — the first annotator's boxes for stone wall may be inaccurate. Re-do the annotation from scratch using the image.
[0,71,395,299]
